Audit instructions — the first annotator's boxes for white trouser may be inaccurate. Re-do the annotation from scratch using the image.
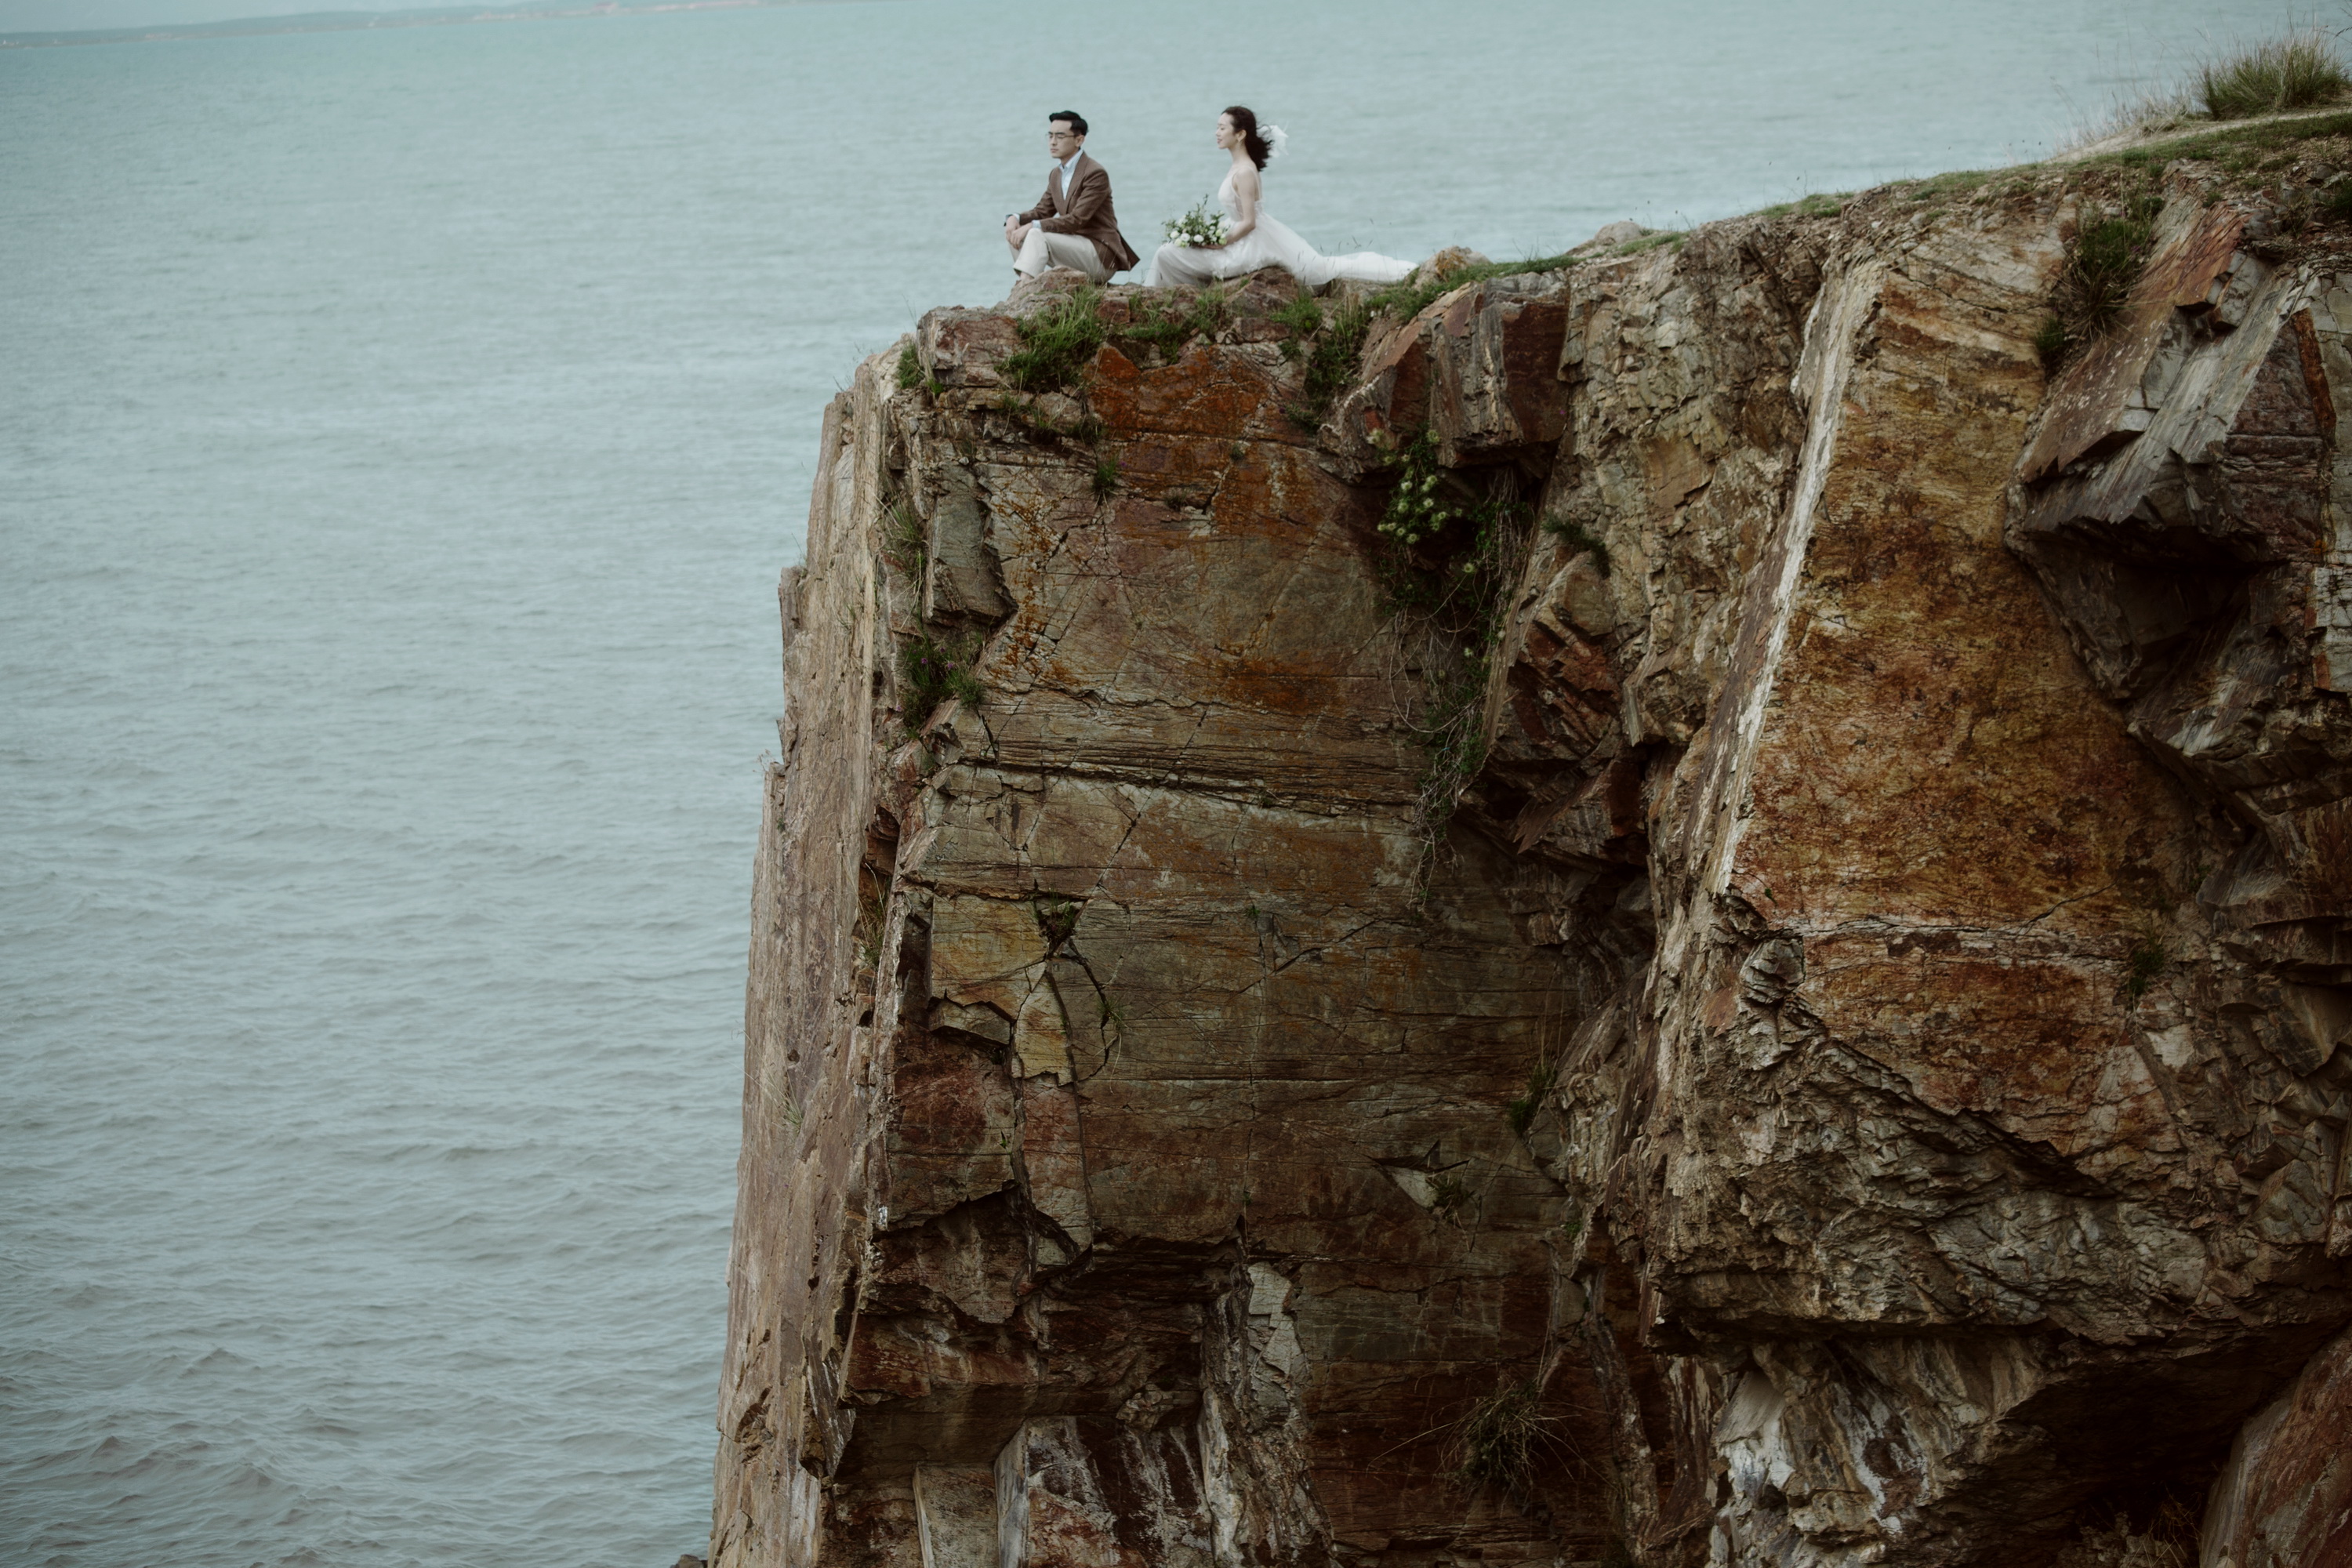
[1011,227,1109,281]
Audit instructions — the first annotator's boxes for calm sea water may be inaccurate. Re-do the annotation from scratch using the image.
[0,1,2302,1563]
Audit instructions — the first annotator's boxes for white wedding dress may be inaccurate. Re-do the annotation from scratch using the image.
[1145,166,1414,289]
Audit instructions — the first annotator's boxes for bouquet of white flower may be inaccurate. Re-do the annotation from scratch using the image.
[1162,198,1229,249]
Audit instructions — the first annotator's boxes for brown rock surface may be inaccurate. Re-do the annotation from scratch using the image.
[716,169,2352,1568]
[2198,1320,2352,1568]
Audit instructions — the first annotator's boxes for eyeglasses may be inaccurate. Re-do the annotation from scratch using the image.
[1047,130,1078,140]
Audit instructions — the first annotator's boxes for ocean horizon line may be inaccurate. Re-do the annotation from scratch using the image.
[0,0,877,49]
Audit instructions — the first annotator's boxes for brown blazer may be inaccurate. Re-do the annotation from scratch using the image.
[1018,151,1140,274]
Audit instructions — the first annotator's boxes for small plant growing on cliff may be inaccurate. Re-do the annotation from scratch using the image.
[1380,431,1466,547]
[1280,293,1372,429]
[1002,286,1106,392]
[1035,895,1081,949]
[989,391,1100,445]
[1367,434,1531,860]
[1303,296,1371,417]
[2125,931,2168,999]
[1092,455,1120,502]
[854,873,889,972]
[1429,1173,1469,1213]
[1505,1059,1557,1136]
[1541,513,1613,577]
[2031,316,2072,372]
[1446,1379,1555,1498]
[2042,187,2164,368]
[882,499,927,577]
[898,629,985,731]
[1116,285,1229,365]
[895,343,923,390]
[1271,292,1323,346]
[1416,658,1494,840]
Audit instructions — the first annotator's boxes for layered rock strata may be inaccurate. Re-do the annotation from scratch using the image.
[715,164,2352,1568]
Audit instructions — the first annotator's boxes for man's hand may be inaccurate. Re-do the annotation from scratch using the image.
[1005,216,1033,247]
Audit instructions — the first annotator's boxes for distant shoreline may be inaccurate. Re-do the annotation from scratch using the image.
[0,0,855,49]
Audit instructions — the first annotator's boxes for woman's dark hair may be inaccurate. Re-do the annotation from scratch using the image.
[1222,105,1269,170]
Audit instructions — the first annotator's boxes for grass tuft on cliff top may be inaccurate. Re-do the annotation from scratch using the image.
[1367,250,1581,325]
[1755,191,1850,220]
[2198,27,2350,120]
[1001,286,1106,392]
[1118,284,1229,365]
[2060,25,2350,151]
[2086,106,2352,171]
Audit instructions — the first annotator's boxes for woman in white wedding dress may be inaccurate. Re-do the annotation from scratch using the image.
[1145,106,1414,290]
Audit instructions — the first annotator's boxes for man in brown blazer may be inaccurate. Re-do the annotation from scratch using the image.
[1004,111,1139,284]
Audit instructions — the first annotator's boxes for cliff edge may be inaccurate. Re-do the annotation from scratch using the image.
[714,125,2352,1568]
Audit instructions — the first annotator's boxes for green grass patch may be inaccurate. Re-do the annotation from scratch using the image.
[898,629,985,731]
[1505,1059,1556,1136]
[1283,293,1373,429]
[1091,455,1120,501]
[1116,285,1229,365]
[1899,167,2005,204]
[1367,432,1530,853]
[882,498,927,577]
[2089,107,2352,170]
[895,342,942,398]
[2042,187,2163,366]
[1300,294,1372,414]
[2198,29,2350,120]
[1034,895,1080,949]
[1270,292,1324,341]
[1614,230,1686,255]
[1366,250,1581,325]
[2125,933,2167,999]
[2032,316,2072,372]
[1757,191,1851,220]
[1000,286,1106,392]
[1541,513,1613,576]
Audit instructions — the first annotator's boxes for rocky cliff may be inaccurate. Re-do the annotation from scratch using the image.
[713,125,2352,1568]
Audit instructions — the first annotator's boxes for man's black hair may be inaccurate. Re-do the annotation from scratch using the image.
[1049,111,1088,138]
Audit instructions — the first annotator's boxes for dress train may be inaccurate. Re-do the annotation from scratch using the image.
[1145,168,1412,289]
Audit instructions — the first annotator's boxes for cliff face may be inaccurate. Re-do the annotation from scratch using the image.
[714,153,2352,1568]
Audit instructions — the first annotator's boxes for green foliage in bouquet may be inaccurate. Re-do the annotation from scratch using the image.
[1163,197,1229,248]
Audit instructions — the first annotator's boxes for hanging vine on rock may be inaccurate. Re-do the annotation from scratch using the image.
[1369,430,1533,871]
